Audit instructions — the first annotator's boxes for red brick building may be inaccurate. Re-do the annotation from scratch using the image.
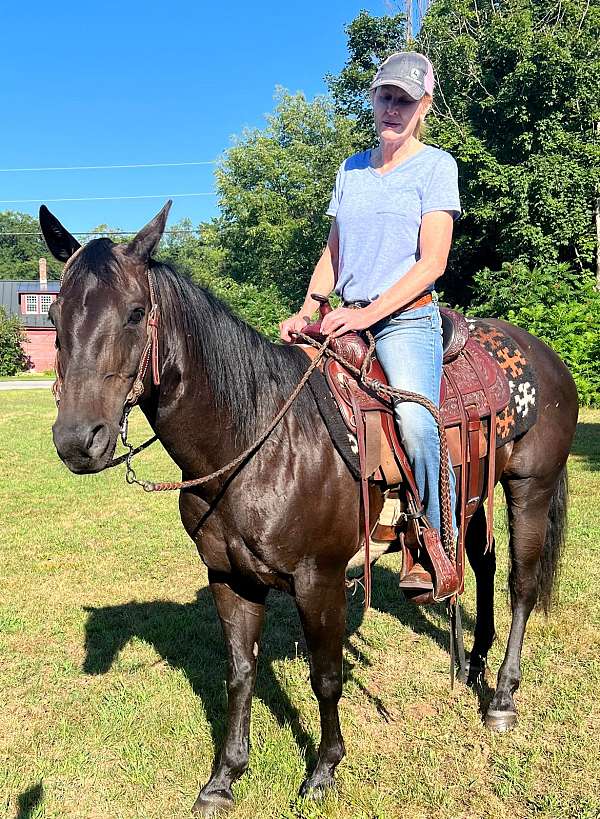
[0,259,59,373]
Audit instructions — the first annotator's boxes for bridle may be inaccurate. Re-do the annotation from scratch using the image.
[52,250,162,469]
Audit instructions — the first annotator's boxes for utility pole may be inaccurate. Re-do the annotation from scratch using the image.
[596,123,600,291]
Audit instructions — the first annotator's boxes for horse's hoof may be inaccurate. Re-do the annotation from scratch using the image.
[192,790,234,816]
[299,774,335,800]
[484,709,517,732]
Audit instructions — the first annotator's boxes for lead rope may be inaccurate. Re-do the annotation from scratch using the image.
[122,336,332,492]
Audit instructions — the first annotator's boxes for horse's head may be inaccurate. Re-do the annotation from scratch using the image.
[40,201,171,473]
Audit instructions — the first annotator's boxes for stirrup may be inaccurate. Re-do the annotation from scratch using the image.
[398,561,434,592]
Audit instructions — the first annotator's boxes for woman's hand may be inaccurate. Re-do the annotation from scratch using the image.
[279,313,310,342]
[320,306,371,338]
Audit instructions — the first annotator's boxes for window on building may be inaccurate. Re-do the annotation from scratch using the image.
[40,294,54,313]
[25,295,38,314]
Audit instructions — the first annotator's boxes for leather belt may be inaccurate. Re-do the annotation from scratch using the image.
[344,291,433,316]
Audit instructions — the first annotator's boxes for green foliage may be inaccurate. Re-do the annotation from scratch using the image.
[158,219,290,339]
[470,262,600,405]
[0,306,29,375]
[416,0,600,302]
[326,10,406,145]
[0,211,62,280]
[327,5,600,305]
[213,89,359,309]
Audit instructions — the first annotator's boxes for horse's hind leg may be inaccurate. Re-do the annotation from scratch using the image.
[294,570,347,798]
[193,572,267,816]
[485,474,558,732]
[465,505,496,687]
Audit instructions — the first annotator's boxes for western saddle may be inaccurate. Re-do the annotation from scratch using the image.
[293,295,510,609]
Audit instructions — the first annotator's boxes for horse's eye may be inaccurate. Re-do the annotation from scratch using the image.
[128,308,145,325]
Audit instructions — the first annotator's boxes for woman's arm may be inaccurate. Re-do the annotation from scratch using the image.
[279,220,339,341]
[320,211,454,337]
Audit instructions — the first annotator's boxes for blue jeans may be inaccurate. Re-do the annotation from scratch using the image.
[372,300,457,535]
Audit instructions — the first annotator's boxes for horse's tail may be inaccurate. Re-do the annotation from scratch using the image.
[537,464,568,613]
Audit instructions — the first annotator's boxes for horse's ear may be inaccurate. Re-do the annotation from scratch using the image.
[125,200,172,262]
[39,205,81,262]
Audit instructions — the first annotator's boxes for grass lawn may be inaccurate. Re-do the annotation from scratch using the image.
[0,373,55,381]
[0,392,598,819]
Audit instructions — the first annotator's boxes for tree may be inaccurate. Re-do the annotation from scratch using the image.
[0,306,29,375]
[327,3,600,305]
[213,89,359,309]
[0,211,62,280]
[326,10,407,146]
[158,219,291,340]
[417,0,600,302]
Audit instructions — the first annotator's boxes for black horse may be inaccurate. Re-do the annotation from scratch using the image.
[40,202,578,815]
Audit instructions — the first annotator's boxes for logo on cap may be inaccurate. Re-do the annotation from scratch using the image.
[410,68,422,81]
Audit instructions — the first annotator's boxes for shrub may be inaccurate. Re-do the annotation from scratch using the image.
[469,262,600,406]
[0,306,30,376]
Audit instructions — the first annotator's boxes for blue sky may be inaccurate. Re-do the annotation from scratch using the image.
[1,0,392,236]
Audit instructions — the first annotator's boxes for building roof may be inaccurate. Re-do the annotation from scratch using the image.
[0,280,60,328]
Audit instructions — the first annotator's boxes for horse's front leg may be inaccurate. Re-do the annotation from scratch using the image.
[294,569,347,798]
[192,571,267,816]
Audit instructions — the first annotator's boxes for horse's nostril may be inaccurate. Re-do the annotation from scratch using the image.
[86,423,110,457]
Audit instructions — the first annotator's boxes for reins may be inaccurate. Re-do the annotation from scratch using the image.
[53,254,453,562]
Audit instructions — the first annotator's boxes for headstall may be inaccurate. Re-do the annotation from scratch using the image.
[52,250,161,469]
[53,250,161,414]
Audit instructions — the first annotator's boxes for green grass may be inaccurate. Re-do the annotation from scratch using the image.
[1,393,599,819]
[0,372,55,381]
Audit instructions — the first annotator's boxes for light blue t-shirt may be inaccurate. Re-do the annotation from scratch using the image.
[326,145,461,303]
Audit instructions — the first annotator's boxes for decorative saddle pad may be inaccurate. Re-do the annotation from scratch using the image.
[467,319,538,444]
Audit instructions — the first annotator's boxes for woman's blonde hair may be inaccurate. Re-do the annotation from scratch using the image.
[413,93,432,140]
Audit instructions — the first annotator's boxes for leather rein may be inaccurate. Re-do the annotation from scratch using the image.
[52,254,332,492]
[52,256,452,565]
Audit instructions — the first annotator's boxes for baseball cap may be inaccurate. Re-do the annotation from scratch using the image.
[370,52,434,100]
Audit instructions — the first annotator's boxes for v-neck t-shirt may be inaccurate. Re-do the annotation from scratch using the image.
[326,145,461,303]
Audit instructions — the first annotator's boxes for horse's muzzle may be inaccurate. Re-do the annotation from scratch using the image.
[52,419,114,473]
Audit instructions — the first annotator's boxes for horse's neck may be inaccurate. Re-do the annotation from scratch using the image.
[142,357,240,481]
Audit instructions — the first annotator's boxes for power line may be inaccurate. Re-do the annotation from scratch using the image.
[0,192,216,204]
[0,160,218,173]
[0,229,202,237]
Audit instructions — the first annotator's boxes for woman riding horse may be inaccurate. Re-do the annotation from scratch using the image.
[281,51,460,558]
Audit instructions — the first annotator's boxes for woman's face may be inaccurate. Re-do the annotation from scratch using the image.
[372,84,428,141]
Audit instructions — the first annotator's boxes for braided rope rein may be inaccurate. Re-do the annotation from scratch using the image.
[52,244,453,562]
[121,336,332,492]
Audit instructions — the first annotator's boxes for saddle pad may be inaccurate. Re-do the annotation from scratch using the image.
[467,319,538,444]
[307,369,361,479]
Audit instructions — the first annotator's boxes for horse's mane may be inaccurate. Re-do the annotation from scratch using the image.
[151,261,317,444]
[66,239,315,446]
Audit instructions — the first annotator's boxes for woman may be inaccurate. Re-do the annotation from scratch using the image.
[280,51,460,539]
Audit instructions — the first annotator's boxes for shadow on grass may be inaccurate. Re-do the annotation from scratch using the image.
[571,422,600,472]
[16,782,43,819]
[83,564,478,765]
[83,587,318,766]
